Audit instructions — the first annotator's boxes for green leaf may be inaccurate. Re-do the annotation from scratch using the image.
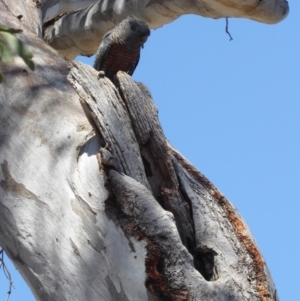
[0,72,3,83]
[0,24,22,34]
[0,39,15,63]
[16,39,35,71]
[0,23,35,83]
[0,25,35,71]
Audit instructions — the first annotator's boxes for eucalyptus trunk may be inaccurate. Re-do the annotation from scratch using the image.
[0,0,287,300]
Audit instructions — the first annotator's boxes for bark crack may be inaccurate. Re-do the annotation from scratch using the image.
[170,146,274,301]
[67,61,277,301]
[0,160,47,205]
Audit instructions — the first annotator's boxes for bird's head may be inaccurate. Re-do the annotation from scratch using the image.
[120,15,150,48]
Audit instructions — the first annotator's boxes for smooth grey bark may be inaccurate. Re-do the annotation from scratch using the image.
[0,1,281,300]
[40,0,289,59]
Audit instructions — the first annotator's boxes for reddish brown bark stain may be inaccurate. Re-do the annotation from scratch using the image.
[172,149,272,301]
[216,194,269,300]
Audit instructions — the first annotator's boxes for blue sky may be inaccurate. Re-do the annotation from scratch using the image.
[1,2,299,300]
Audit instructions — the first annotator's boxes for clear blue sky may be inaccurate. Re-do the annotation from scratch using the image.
[1,2,299,300]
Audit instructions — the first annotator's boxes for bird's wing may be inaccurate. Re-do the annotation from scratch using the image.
[93,30,113,71]
[127,53,140,76]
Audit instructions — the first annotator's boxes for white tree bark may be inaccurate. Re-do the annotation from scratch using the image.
[0,1,281,300]
[39,0,289,59]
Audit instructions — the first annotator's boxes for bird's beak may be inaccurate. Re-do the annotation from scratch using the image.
[141,34,149,44]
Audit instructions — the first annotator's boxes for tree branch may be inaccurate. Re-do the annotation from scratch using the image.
[0,248,14,301]
[41,0,289,59]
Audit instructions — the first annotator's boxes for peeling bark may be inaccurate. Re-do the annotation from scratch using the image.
[68,59,279,300]
[0,1,280,301]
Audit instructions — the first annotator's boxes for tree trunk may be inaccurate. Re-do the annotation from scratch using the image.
[0,1,283,300]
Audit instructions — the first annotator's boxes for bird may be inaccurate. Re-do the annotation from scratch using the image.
[93,15,150,83]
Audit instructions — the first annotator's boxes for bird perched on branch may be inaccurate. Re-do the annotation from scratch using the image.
[93,15,150,83]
